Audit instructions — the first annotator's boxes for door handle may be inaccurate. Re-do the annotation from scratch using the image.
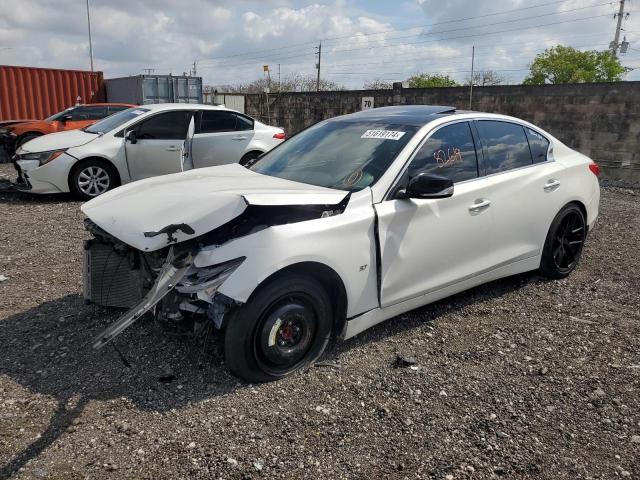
[231,136,247,141]
[468,199,491,213]
[165,146,180,151]
[544,179,561,192]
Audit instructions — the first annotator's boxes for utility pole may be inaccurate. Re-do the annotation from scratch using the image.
[86,0,94,72]
[192,60,197,77]
[278,63,281,93]
[610,0,629,55]
[315,42,322,92]
[469,45,475,110]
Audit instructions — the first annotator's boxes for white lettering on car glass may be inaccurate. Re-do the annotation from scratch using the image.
[131,110,146,115]
[361,129,406,140]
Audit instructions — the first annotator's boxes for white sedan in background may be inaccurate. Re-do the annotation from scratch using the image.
[12,104,285,199]
[82,105,600,382]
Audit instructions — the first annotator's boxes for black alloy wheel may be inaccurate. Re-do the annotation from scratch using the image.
[541,204,586,279]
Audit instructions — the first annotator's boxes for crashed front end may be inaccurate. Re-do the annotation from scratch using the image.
[82,182,350,349]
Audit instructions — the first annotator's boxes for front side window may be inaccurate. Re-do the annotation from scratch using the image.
[200,111,238,133]
[525,127,550,164]
[477,121,532,175]
[136,111,192,140]
[252,120,419,191]
[46,107,75,122]
[407,122,478,183]
[72,105,109,120]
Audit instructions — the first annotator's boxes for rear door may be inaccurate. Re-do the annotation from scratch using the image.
[375,121,496,307]
[191,111,255,168]
[475,120,566,266]
[125,110,193,180]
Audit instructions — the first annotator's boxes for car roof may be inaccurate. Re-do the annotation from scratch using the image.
[137,103,231,112]
[334,105,457,126]
[78,103,137,107]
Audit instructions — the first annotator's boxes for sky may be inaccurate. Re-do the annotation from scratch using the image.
[0,0,638,89]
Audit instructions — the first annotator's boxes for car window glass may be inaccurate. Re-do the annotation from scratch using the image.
[235,114,253,131]
[407,122,478,183]
[108,106,130,115]
[72,106,108,120]
[477,120,532,174]
[525,127,550,164]
[200,111,237,133]
[252,120,420,191]
[136,111,191,140]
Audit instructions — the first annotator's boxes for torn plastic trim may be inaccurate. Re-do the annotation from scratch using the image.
[176,257,246,302]
[91,246,193,349]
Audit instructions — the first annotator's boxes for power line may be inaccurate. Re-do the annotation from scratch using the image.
[197,0,600,63]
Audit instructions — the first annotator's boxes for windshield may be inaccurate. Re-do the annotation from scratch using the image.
[45,107,74,122]
[251,120,419,191]
[85,107,150,134]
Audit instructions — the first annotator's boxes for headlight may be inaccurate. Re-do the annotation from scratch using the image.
[18,149,66,166]
[176,257,245,301]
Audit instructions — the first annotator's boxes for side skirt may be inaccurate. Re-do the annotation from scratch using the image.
[342,254,540,340]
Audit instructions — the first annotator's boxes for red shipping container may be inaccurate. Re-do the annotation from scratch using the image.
[0,65,105,121]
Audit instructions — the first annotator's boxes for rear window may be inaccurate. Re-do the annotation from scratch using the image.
[477,120,532,175]
[525,127,550,163]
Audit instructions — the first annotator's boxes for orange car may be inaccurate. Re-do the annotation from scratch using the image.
[0,103,136,155]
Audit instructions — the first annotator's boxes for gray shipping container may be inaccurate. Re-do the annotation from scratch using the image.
[105,75,203,105]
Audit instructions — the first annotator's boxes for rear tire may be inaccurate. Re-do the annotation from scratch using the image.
[69,159,119,200]
[540,204,586,279]
[239,151,262,168]
[224,273,332,383]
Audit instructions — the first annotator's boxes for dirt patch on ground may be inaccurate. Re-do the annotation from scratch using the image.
[0,163,639,479]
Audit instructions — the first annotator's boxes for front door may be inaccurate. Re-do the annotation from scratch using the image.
[191,110,255,168]
[375,121,496,307]
[125,110,193,180]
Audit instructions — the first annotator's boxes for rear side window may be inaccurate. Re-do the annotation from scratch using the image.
[200,111,238,133]
[236,114,254,131]
[525,127,550,163]
[476,121,532,175]
[73,106,108,120]
[136,111,191,140]
[407,122,478,183]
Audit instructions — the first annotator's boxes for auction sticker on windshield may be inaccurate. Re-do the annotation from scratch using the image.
[361,130,406,140]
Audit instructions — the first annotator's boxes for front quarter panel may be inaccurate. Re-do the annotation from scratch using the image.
[193,189,379,318]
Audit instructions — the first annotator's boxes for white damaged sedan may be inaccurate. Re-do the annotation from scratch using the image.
[82,105,600,382]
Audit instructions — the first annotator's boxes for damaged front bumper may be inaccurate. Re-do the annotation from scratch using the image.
[85,222,245,349]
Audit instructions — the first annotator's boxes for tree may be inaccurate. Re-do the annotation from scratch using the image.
[363,79,393,90]
[468,70,505,86]
[217,73,344,93]
[406,73,458,88]
[523,45,628,85]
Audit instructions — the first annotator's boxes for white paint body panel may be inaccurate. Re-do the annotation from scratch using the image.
[81,164,348,252]
[13,104,283,195]
[81,111,601,341]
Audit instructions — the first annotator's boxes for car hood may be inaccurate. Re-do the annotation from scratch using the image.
[18,129,98,153]
[81,163,349,252]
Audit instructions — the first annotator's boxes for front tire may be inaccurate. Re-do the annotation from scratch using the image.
[69,159,118,200]
[540,204,586,279]
[224,273,333,383]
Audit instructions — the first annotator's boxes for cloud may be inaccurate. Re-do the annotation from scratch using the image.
[0,0,637,88]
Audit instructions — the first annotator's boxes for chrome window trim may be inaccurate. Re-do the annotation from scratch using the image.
[382,116,556,202]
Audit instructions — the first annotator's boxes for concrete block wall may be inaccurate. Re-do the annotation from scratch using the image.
[245,82,640,184]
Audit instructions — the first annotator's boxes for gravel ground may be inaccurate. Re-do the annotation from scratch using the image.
[0,162,639,479]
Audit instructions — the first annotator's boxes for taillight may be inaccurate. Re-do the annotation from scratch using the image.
[273,132,286,140]
[589,162,600,177]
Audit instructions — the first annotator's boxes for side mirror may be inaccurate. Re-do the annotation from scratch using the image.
[126,130,137,144]
[60,114,72,122]
[397,173,454,199]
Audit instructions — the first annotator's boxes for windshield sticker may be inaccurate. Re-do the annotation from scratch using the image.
[361,129,406,140]
[130,109,146,115]
[434,147,462,167]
